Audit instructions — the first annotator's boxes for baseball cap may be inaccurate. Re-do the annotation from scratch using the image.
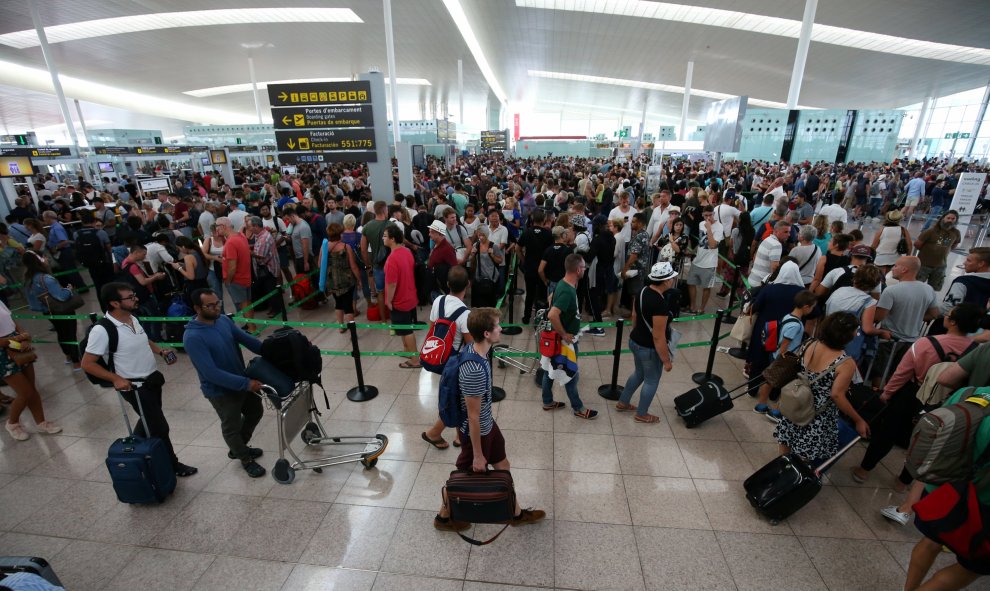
[849,244,874,260]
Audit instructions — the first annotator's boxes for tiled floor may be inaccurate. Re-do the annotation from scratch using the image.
[2,219,989,590]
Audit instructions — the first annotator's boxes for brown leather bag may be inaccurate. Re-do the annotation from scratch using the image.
[445,469,517,545]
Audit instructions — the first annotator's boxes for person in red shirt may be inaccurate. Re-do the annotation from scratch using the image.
[427,220,457,299]
[215,217,254,328]
[384,224,420,368]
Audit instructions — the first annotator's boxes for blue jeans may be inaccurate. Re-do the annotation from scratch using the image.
[922,206,943,231]
[541,342,584,411]
[869,197,883,218]
[619,338,664,416]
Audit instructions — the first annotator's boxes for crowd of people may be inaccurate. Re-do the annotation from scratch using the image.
[0,153,988,589]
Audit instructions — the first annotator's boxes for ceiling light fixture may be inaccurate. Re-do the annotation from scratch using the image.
[529,70,818,110]
[0,59,250,124]
[442,0,508,104]
[516,0,990,66]
[0,8,362,49]
[184,77,432,98]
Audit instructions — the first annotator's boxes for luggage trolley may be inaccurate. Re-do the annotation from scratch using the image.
[258,382,388,485]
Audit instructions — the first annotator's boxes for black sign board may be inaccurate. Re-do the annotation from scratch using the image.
[267,81,372,107]
[272,104,374,130]
[275,129,376,153]
[278,152,377,164]
[227,145,260,152]
[0,146,72,157]
[93,146,132,155]
[480,130,508,152]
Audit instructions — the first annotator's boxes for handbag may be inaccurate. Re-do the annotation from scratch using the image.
[897,227,910,255]
[35,275,84,314]
[763,339,815,389]
[539,330,562,358]
[445,469,517,546]
[730,314,754,343]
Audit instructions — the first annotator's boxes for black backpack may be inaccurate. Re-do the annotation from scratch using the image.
[260,327,323,386]
[75,228,107,267]
[79,318,118,388]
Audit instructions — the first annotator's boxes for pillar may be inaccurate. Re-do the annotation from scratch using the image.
[679,61,694,141]
[786,0,818,110]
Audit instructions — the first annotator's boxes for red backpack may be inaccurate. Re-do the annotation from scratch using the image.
[291,274,319,310]
[420,296,468,374]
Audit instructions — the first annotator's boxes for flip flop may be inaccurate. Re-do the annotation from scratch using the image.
[634,414,661,424]
[452,439,461,447]
[615,402,637,412]
[421,432,449,449]
[399,361,422,369]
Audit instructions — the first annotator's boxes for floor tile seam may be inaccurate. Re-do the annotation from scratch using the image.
[615,432,648,591]
[373,466,427,571]
[708,529,750,591]
[793,533,868,590]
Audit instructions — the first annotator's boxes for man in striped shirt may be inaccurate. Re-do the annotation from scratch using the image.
[434,307,546,532]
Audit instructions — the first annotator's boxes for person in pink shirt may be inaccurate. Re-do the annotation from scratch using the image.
[852,303,983,490]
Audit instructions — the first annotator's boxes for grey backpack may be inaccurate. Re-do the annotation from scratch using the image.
[905,388,990,484]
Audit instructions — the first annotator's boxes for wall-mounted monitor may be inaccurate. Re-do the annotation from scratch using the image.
[703,96,749,153]
[209,149,227,164]
[137,177,171,194]
[97,161,114,173]
[281,165,297,176]
[201,157,210,166]
[0,156,33,178]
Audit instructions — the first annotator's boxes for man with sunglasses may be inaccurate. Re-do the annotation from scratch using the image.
[183,288,267,478]
[82,282,197,478]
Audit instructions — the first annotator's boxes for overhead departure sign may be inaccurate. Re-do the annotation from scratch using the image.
[0,147,71,157]
[480,130,507,152]
[269,81,377,163]
[275,129,375,152]
[267,81,371,107]
[272,104,374,130]
[227,145,260,152]
[93,146,132,155]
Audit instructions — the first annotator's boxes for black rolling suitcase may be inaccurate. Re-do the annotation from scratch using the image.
[0,556,63,586]
[674,376,762,428]
[743,435,861,523]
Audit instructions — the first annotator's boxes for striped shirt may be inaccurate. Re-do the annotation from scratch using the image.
[458,352,494,436]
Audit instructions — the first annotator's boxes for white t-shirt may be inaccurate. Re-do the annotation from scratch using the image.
[0,300,16,336]
[694,221,724,268]
[198,210,215,239]
[480,224,508,250]
[262,216,287,234]
[713,204,740,233]
[429,294,470,351]
[645,204,671,240]
[84,315,158,379]
[144,241,174,272]
[608,206,638,242]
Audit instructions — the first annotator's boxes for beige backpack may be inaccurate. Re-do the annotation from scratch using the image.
[779,346,846,426]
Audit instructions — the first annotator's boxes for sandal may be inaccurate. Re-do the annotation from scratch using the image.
[421,432,449,449]
[634,414,661,424]
[399,360,422,369]
[542,401,566,411]
[452,439,461,447]
[573,408,599,420]
[615,402,637,412]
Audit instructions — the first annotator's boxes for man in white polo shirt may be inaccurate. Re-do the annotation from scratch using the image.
[81,281,197,478]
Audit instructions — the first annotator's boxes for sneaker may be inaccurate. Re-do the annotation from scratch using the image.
[5,422,28,441]
[510,508,546,526]
[228,447,264,460]
[37,421,62,434]
[880,505,911,526]
[586,327,606,337]
[766,409,783,423]
[242,461,266,478]
[573,408,599,420]
[175,463,199,478]
[521,316,531,325]
[753,403,769,415]
[433,515,471,532]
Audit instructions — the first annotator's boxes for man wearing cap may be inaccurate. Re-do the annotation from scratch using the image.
[427,220,457,299]
[814,243,881,298]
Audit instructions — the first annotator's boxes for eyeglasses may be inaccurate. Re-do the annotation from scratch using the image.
[119,295,138,301]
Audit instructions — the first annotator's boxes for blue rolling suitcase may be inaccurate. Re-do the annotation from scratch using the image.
[0,556,63,586]
[105,390,176,504]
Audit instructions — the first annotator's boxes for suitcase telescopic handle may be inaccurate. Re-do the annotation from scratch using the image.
[812,434,863,476]
[115,387,151,438]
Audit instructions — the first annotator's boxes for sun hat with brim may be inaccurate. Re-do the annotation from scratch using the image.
[885,209,904,223]
[427,220,447,234]
[648,261,678,282]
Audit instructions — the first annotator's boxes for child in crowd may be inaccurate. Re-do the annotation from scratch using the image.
[754,289,818,421]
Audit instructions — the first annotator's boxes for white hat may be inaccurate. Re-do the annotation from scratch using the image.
[648,261,678,282]
[427,220,447,234]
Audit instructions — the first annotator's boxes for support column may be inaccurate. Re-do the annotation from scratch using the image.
[73,99,93,183]
[679,61,694,141]
[786,0,818,110]
[248,56,263,125]
[360,71,393,202]
[634,101,648,157]
[909,95,932,158]
[458,59,464,126]
[383,0,401,148]
[964,81,990,159]
[29,0,79,151]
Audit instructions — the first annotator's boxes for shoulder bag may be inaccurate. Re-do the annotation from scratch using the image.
[34,275,84,314]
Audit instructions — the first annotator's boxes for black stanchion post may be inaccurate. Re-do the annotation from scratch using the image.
[722,270,741,325]
[345,320,379,402]
[280,284,289,322]
[692,309,725,386]
[502,273,522,336]
[597,319,625,400]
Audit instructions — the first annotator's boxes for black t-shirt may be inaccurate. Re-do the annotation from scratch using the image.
[589,231,616,275]
[518,227,554,274]
[630,286,672,348]
[541,243,572,283]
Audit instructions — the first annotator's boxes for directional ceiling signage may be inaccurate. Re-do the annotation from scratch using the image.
[268,81,377,163]
[0,146,72,157]
[272,104,374,130]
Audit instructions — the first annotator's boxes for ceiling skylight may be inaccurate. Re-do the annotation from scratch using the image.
[185,77,432,98]
[516,0,990,66]
[529,70,818,110]
[442,0,508,104]
[0,8,362,49]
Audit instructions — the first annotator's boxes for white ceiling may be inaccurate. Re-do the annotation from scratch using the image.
[0,0,987,137]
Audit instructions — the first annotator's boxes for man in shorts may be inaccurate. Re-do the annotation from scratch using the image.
[383,224,421,368]
[216,217,254,327]
[685,205,723,314]
[434,307,546,532]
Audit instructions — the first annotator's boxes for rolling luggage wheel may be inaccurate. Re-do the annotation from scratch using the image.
[272,458,295,484]
[770,519,781,526]
[361,457,378,470]
[313,467,323,473]
[301,422,321,445]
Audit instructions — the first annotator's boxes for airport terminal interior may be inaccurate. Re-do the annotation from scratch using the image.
[1,1,990,590]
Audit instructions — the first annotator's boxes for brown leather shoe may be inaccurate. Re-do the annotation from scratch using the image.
[433,515,471,532]
[510,508,546,526]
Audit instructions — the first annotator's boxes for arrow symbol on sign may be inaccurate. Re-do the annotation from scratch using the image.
[287,139,296,149]
[282,116,291,125]
[278,92,288,101]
